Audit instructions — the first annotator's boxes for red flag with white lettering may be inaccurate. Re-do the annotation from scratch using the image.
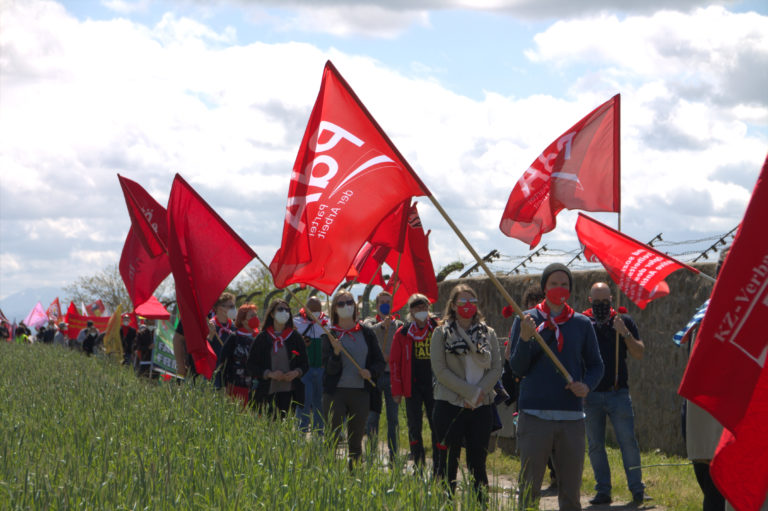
[269,60,426,294]
[575,213,699,309]
[167,174,256,379]
[117,176,171,307]
[118,174,168,257]
[385,203,438,312]
[679,155,768,511]
[500,94,620,248]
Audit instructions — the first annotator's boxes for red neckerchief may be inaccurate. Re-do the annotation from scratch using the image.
[121,325,129,336]
[266,326,293,352]
[375,314,400,322]
[214,317,233,335]
[407,321,434,342]
[331,322,362,341]
[535,300,574,352]
[299,308,329,326]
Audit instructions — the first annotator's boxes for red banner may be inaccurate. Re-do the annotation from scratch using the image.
[64,301,110,339]
[679,155,768,511]
[167,174,256,379]
[575,213,698,309]
[500,94,620,248]
[269,60,426,294]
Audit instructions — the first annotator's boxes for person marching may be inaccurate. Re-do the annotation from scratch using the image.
[430,284,502,501]
[584,281,648,505]
[509,263,604,511]
[248,299,308,418]
[364,290,403,461]
[322,290,386,468]
[294,296,329,434]
[390,293,439,469]
[218,303,260,407]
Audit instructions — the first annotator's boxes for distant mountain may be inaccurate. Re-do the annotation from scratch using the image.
[0,287,67,324]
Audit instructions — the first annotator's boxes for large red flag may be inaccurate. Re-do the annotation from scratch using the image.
[385,203,438,312]
[118,174,168,257]
[46,298,62,322]
[575,213,699,309]
[167,174,256,379]
[500,94,620,248]
[679,155,768,511]
[269,60,426,294]
[117,176,172,307]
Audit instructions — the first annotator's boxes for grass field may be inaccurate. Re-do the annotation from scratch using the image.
[0,343,702,510]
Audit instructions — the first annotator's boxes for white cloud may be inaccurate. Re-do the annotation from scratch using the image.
[0,0,765,303]
[102,0,151,14]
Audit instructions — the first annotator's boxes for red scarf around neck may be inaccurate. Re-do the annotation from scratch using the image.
[407,321,433,342]
[535,300,574,352]
[266,326,293,352]
[331,322,361,341]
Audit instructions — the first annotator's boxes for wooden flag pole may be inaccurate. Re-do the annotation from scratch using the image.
[424,193,573,383]
[254,255,375,387]
[389,251,404,301]
[615,214,622,390]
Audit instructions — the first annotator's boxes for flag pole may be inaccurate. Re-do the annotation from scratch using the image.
[389,252,404,302]
[615,214,622,390]
[424,193,573,383]
[254,254,376,387]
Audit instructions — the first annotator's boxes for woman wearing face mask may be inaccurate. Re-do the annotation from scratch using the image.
[248,300,308,418]
[322,291,386,467]
[204,292,237,387]
[218,303,260,407]
[390,293,439,469]
[430,284,502,501]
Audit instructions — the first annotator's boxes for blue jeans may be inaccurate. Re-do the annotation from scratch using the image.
[365,372,399,457]
[299,367,324,433]
[585,389,645,495]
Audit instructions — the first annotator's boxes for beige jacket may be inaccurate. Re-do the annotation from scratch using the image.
[430,322,503,408]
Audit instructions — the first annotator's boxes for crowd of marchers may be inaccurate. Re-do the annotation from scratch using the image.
[5,261,732,510]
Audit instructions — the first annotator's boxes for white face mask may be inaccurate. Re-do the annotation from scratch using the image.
[413,311,429,322]
[273,310,290,325]
[336,304,355,319]
[226,307,237,320]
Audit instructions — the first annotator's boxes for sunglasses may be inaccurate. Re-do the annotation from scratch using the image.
[274,307,290,313]
[336,300,355,307]
[456,298,478,305]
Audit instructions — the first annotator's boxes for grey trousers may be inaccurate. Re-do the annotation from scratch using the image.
[323,388,370,461]
[517,412,586,511]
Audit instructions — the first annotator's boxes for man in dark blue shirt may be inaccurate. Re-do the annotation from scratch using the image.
[583,281,647,506]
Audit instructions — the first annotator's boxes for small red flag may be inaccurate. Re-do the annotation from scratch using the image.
[348,242,388,287]
[500,94,620,248]
[575,213,699,309]
[385,203,438,312]
[269,60,426,294]
[64,301,110,339]
[679,155,768,511]
[85,299,106,317]
[118,174,168,257]
[167,174,256,379]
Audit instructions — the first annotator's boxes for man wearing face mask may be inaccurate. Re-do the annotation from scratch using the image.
[206,292,237,387]
[294,296,329,433]
[363,291,402,461]
[583,282,647,506]
[509,263,603,511]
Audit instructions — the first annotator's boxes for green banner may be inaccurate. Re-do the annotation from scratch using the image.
[152,319,177,374]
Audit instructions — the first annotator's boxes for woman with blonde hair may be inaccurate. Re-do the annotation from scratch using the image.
[431,284,502,500]
[322,290,385,467]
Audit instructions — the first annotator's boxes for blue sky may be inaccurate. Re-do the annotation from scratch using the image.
[1,0,767,317]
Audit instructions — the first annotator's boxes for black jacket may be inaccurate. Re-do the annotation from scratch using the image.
[247,329,309,404]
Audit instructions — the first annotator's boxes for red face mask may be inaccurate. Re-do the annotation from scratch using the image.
[546,287,570,306]
[247,316,260,331]
[456,303,477,319]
